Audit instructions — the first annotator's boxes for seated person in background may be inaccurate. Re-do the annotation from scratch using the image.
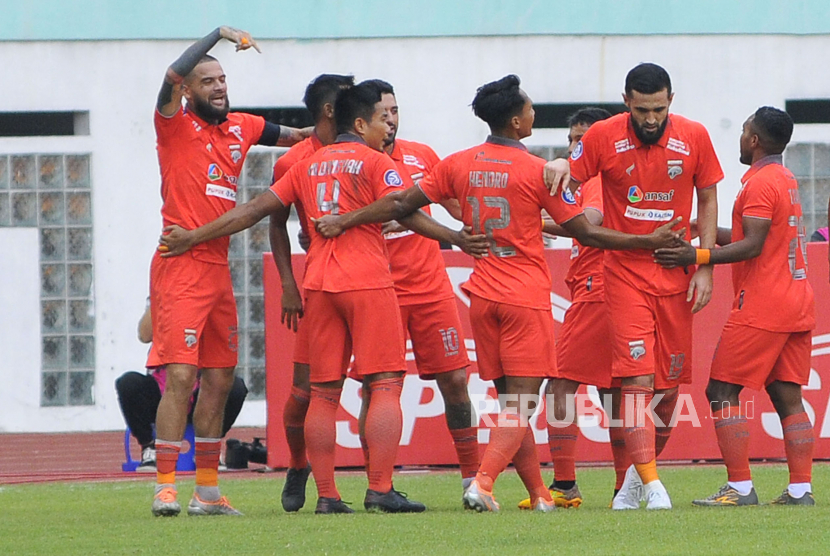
[116,305,248,471]
[809,226,828,242]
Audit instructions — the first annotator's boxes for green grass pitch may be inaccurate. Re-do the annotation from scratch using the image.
[2,464,829,555]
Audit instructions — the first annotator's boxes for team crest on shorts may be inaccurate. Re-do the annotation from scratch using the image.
[629,340,646,360]
[384,169,403,187]
[228,326,239,352]
[184,328,198,349]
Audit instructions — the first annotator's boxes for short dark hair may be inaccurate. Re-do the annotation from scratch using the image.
[625,63,672,97]
[472,74,526,130]
[751,106,794,154]
[359,79,395,96]
[303,74,355,121]
[334,83,382,135]
[566,107,613,128]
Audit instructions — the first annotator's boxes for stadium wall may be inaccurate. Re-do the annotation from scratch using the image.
[1,33,830,432]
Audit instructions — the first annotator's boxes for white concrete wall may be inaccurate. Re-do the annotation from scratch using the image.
[1,34,829,432]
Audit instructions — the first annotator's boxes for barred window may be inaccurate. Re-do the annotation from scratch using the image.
[784,143,830,236]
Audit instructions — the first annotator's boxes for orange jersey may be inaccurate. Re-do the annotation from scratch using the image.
[385,139,454,305]
[420,136,583,310]
[155,107,266,265]
[565,176,605,303]
[272,133,325,236]
[728,156,815,332]
[270,135,407,293]
[570,113,724,295]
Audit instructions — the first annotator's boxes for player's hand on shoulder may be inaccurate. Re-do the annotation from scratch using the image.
[455,226,489,259]
[158,225,194,257]
[313,215,344,238]
[543,158,570,195]
[219,26,261,53]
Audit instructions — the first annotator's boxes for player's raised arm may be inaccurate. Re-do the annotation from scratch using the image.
[268,205,303,331]
[157,26,258,116]
[158,190,284,256]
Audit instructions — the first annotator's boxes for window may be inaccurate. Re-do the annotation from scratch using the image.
[784,143,830,235]
[232,149,291,400]
[0,154,95,406]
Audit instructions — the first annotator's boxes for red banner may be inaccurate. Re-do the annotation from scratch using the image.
[265,244,830,468]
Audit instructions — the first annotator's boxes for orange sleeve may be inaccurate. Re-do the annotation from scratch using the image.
[740,177,777,220]
[418,158,452,204]
[370,154,408,200]
[273,150,295,182]
[419,144,442,174]
[153,107,185,146]
[270,165,299,207]
[243,114,267,149]
[569,124,603,185]
[580,176,604,214]
[692,124,725,189]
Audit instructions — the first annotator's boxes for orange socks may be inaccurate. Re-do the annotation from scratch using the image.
[654,388,678,457]
[782,411,814,484]
[155,439,181,486]
[194,437,221,489]
[713,407,751,482]
[283,385,311,470]
[622,385,658,484]
[305,386,342,499]
[449,427,480,479]
[365,378,404,493]
[514,426,552,503]
[547,421,578,483]
[609,425,631,490]
[475,412,526,492]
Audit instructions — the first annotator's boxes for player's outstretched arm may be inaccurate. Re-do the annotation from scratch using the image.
[314,186,430,238]
[543,208,602,238]
[653,216,771,269]
[157,26,259,116]
[397,211,489,258]
[269,205,303,332]
[158,190,283,256]
[563,214,685,251]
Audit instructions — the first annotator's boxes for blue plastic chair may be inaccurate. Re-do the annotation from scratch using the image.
[122,423,196,472]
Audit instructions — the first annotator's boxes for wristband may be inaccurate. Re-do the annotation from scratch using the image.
[695,248,711,265]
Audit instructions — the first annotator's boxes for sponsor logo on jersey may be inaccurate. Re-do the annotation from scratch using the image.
[615,139,635,153]
[667,138,690,156]
[571,140,584,160]
[627,185,644,203]
[403,154,425,170]
[229,144,242,164]
[624,206,675,221]
[668,159,683,179]
[384,169,403,187]
[626,163,636,176]
[207,164,222,181]
[205,183,237,201]
[629,340,646,360]
[645,190,675,202]
[474,151,513,165]
[561,187,577,205]
[229,126,244,142]
[184,328,198,348]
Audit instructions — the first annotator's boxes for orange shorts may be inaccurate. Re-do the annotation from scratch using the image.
[304,288,406,383]
[401,297,470,378]
[468,294,557,381]
[604,271,692,390]
[149,251,238,369]
[711,322,812,391]
[556,301,617,389]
